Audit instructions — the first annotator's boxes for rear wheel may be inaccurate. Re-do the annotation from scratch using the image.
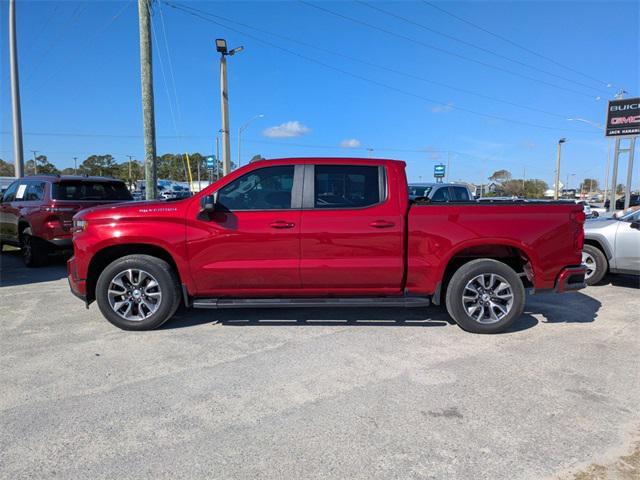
[582,244,607,286]
[445,259,525,334]
[95,254,181,330]
[21,233,50,267]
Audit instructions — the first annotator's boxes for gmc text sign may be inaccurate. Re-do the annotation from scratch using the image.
[606,97,640,137]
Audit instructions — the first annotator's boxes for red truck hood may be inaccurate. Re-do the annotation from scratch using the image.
[74,199,187,221]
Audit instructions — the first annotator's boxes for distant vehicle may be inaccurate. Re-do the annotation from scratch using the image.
[582,209,640,285]
[588,204,607,218]
[408,182,474,202]
[575,200,594,219]
[0,175,132,266]
[604,194,640,211]
[160,185,191,200]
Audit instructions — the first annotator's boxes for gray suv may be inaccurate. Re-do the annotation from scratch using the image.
[582,209,640,285]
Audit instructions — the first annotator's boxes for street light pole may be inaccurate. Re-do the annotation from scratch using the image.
[237,114,264,168]
[73,157,78,175]
[554,138,566,200]
[215,39,243,177]
[9,0,24,179]
[30,150,38,174]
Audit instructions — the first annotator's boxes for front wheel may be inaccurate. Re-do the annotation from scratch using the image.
[95,254,181,330]
[445,259,525,334]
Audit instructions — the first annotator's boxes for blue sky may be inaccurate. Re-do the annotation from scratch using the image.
[1,0,638,188]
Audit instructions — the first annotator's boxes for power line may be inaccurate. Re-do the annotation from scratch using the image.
[299,1,601,100]
[164,2,597,134]
[160,2,569,120]
[421,0,614,89]
[358,1,608,95]
[27,1,132,96]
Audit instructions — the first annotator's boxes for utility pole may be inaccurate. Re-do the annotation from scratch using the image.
[9,0,24,178]
[126,155,134,189]
[554,138,566,200]
[215,134,220,181]
[30,150,38,174]
[446,151,451,182]
[215,39,244,177]
[522,166,526,196]
[238,114,264,168]
[73,157,78,175]
[138,0,157,200]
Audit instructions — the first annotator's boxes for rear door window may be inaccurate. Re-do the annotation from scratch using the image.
[431,187,450,202]
[451,187,471,201]
[52,181,132,201]
[25,182,46,201]
[313,165,381,209]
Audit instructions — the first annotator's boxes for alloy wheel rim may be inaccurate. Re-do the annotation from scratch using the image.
[582,252,596,280]
[107,269,162,321]
[22,236,31,262]
[462,273,514,324]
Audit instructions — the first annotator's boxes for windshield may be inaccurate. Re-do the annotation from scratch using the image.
[52,181,132,201]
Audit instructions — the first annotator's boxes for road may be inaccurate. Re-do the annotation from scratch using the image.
[1,250,638,479]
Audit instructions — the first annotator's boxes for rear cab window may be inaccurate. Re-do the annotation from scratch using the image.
[52,181,132,201]
[313,165,383,209]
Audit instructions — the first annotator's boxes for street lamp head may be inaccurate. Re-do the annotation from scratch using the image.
[215,38,228,54]
[228,46,244,56]
[558,138,567,144]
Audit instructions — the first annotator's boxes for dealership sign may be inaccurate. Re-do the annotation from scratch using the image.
[434,164,446,178]
[605,97,640,137]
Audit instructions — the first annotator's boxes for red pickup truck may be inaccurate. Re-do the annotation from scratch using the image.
[68,158,586,334]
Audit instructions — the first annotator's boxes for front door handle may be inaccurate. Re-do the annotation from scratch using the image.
[369,220,395,228]
[270,220,295,229]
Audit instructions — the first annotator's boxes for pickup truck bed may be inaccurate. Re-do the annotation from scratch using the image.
[67,158,586,334]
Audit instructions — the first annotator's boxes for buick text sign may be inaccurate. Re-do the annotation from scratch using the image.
[434,164,445,178]
[605,98,640,137]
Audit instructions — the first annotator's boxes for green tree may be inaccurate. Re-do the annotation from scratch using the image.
[0,159,15,176]
[25,155,59,175]
[488,169,512,184]
[501,178,548,198]
[116,160,144,188]
[79,155,118,177]
[616,183,625,194]
[60,167,76,175]
[579,178,599,192]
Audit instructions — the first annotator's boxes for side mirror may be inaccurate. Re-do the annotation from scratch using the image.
[200,192,218,211]
[415,196,431,204]
[631,221,640,230]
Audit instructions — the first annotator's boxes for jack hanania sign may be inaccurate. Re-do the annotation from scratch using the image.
[606,97,640,137]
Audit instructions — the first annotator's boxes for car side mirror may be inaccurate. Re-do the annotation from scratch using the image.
[200,192,218,212]
[631,221,640,230]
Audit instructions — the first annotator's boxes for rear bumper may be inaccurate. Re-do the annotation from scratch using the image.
[554,265,587,293]
[67,256,87,304]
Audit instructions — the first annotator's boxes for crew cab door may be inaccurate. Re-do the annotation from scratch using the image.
[299,164,404,294]
[186,164,302,295]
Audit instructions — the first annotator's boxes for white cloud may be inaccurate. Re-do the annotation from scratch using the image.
[431,103,454,113]
[262,121,310,138]
[340,138,361,148]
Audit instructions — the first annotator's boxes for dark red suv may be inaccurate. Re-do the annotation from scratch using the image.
[0,175,132,266]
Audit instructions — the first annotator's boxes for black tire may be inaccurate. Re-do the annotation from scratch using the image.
[95,254,181,330]
[21,233,50,267]
[582,244,607,286]
[445,259,525,334]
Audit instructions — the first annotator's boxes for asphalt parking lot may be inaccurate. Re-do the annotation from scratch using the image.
[1,250,638,480]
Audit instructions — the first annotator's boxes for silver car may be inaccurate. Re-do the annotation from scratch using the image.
[582,209,640,285]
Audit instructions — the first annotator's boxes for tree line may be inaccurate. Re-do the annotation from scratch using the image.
[0,153,230,187]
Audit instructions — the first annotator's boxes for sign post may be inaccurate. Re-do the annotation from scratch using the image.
[605,97,639,212]
[434,164,446,183]
[206,156,216,185]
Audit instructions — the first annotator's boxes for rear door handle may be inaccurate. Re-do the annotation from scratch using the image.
[369,220,395,228]
[270,220,295,229]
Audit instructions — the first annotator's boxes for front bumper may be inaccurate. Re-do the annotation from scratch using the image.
[67,256,87,305]
[554,265,587,293]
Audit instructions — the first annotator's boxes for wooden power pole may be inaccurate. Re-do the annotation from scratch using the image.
[138,0,157,200]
